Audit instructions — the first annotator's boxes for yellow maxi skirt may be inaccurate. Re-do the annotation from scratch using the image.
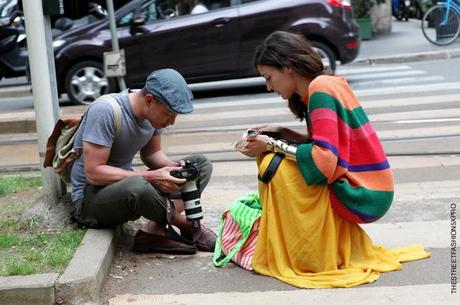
[252,154,431,288]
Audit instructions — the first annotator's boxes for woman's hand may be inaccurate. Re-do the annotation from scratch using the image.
[240,135,271,157]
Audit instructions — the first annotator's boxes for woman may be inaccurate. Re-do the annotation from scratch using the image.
[238,31,430,288]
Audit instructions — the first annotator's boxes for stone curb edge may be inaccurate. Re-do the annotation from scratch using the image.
[0,228,116,305]
[354,48,460,65]
[0,85,32,99]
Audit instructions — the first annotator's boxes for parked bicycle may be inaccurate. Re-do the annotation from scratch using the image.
[421,0,460,45]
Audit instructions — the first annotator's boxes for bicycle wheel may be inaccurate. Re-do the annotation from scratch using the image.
[422,5,460,46]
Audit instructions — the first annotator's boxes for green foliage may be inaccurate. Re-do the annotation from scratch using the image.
[352,0,385,19]
[352,0,374,18]
[0,175,42,196]
[0,228,85,276]
[0,184,85,276]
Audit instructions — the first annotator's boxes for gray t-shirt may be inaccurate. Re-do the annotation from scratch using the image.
[70,90,163,202]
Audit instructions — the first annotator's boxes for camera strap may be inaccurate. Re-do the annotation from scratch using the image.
[163,196,195,245]
[258,152,285,184]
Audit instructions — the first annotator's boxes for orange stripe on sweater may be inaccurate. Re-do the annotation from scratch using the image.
[307,75,361,111]
[340,169,394,192]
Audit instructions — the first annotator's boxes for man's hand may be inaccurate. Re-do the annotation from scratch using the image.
[144,166,186,193]
[176,159,186,167]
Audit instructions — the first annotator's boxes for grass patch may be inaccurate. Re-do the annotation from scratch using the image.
[0,174,85,276]
[0,228,85,276]
[0,175,42,196]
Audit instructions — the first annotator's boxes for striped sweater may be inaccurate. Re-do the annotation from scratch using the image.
[296,75,394,223]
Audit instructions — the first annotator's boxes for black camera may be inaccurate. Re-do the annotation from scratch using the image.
[170,161,203,226]
[170,161,199,181]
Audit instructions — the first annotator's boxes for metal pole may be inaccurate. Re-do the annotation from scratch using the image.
[22,1,62,206]
[106,0,126,90]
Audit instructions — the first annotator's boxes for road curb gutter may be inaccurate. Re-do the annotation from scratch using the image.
[0,229,116,305]
[355,48,460,65]
[0,273,59,305]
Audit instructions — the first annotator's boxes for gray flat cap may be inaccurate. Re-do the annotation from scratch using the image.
[144,69,193,114]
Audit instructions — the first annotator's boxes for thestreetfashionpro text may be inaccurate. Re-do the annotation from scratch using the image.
[452,203,457,294]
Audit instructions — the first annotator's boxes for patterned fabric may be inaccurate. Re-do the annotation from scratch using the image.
[213,193,261,270]
[296,75,394,223]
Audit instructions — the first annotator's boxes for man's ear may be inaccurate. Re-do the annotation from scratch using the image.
[145,93,155,107]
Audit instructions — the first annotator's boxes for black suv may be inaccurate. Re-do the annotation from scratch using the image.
[53,0,360,104]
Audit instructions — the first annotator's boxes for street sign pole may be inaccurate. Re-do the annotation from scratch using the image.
[106,0,126,90]
[23,1,62,206]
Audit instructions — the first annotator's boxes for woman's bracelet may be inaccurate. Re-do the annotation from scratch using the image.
[266,138,297,161]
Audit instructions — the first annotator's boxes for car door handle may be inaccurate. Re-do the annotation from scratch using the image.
[211,17,231,28]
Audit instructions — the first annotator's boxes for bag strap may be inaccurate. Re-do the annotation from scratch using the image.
[100,94,122,139]
[258,152,285,183]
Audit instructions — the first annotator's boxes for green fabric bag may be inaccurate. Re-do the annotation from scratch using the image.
[213,193,262,270]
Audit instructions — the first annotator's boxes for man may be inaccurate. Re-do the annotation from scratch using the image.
[70,68,216,254]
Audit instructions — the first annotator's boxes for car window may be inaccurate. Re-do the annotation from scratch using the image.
[119,0,159,26]
[174,1,232,16]
[119,0,234,26]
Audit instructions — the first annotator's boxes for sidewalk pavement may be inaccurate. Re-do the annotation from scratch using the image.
[1,18,460,305]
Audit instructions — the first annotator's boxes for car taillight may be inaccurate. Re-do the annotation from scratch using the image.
[328,0,352,9]
[346,40,360,49]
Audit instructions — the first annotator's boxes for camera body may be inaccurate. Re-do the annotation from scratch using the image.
[170,161,203,222]
[170,161,199,181]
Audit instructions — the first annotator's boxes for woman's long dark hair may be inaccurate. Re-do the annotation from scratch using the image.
[254,31,325,121]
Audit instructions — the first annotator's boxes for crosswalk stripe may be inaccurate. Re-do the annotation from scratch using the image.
[337,65,412,75]
[346,69,427,81]
[370,108,460,122]
[109,284,456,305]
[193,92,460,111]
[188,65,415,92]
[353,75,446,87]
[378,125,460,139]
[356,82,460,97]
[362,220,449,249]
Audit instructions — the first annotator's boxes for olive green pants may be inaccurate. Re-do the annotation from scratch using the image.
[73,154,212,228]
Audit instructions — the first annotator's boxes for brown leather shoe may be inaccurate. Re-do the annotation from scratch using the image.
[133,230,197,254]
[182,225,217,252]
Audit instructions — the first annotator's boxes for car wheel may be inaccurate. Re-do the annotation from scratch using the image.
[311,41,336,73]
[64,60,116,105]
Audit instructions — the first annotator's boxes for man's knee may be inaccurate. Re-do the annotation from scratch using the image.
[121,176,165,211]
[186,154,212,175]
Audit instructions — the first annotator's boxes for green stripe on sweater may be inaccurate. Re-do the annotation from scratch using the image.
[296,143,327,185]
[331,180,394,217]
[309,92,369,129]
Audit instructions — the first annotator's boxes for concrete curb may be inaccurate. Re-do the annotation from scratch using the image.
[355,48,460,65]
[0,85,32,99]
[0,229,116,305]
